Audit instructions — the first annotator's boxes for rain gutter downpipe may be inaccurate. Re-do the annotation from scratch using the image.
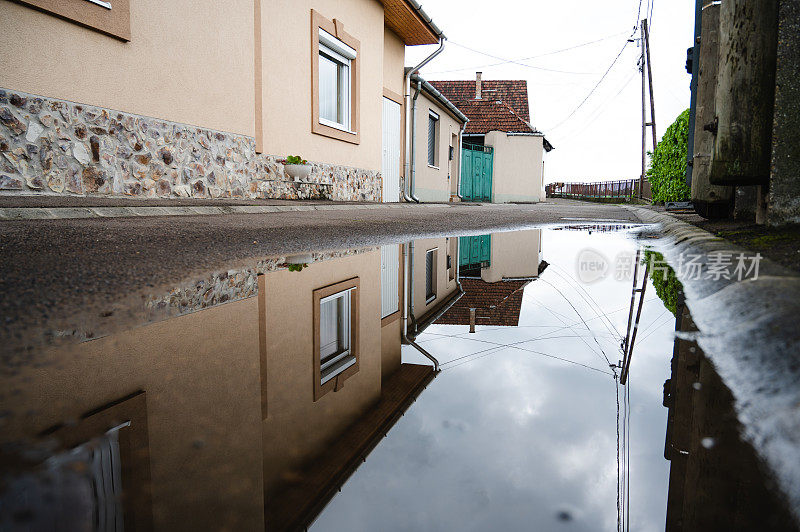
[402,243,440,371]
[403,36,446,202]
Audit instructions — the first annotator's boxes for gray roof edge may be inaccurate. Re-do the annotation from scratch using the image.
[405,0,445,39]
[411,74,469,124]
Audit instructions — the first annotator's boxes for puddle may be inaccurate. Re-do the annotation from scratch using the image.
[0,226,793,531]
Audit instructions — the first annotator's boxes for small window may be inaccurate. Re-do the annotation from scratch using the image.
[313,278,360,401]
[319,289,355,384]
[311,10,360,144]
[318,29,355,131]
[428,111,439,167]
[425,248,437,303]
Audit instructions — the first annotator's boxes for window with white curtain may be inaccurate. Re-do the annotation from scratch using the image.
[319,288,356,385]
[318,29,356,131]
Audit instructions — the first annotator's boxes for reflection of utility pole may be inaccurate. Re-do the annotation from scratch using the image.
[639,19,657,200]
[621,250,649,385]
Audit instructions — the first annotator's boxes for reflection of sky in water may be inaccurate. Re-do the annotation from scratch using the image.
[313,229,675,532]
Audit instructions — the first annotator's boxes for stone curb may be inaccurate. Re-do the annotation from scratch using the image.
[624,205,800,521]
[0,202,463,220]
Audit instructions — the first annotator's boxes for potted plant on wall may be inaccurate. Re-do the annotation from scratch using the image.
[279,155,311,182]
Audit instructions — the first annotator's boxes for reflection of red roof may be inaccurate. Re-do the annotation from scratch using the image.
[437,279,530,327]
[430,80,535,134]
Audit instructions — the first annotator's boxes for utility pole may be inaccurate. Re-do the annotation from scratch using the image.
[639,19,657,200]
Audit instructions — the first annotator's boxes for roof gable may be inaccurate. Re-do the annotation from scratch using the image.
[430,80,534,134]
[437,279,530,327]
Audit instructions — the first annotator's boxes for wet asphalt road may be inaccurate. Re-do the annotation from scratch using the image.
[0,200,642,354]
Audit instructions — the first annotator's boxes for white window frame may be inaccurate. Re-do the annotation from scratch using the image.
[84,0,112,9]
[318,29,356,133]
[319,287,356,385]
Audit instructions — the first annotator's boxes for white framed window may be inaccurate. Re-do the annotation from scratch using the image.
[318,29,356,132]
[427,111,440,167]
[425,248,437,303]
[319,288,356,385]
[313,277,360,401]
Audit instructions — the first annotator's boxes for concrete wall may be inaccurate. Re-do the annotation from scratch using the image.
[261,250,385,495]
[412,237,457,320]
[0,0,254,136]
[260,0,385,172]
[481,229,542,283]
[413,91,463,202]
[485,131,544,203]
[0,297,265,531]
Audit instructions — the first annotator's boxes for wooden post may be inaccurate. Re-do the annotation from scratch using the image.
[691,2,734,219]
[640,23,647,199]
[709,0,779,186]
[643,19,657,148]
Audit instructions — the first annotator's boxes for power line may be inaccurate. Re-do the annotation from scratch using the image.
[443,41,601,75]
[543,0,651,132]
[426,31,628,75]
[545,40,634,132]
[557,68,639,140]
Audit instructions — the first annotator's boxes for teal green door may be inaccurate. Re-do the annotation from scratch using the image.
[459,235,492,267]
[461,144,493,202]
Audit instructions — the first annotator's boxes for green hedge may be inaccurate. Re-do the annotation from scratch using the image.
[647,109,691,202]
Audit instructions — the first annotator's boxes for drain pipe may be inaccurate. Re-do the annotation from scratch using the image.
[408,240,418,332]
[456,121,467,200]
[403,37,446,202]
[402,243,439,370]
[409,79,423,203]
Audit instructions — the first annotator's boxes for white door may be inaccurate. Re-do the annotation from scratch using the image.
[382,97,401,202]
[381,244,400,318]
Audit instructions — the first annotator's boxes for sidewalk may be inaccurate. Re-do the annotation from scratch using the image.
[0,196,456,220]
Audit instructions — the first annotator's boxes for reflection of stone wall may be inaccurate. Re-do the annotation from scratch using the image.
[0,89,381,201]
[143,248,377,322]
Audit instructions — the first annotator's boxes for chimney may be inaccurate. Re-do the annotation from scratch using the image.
[475,72,482,100]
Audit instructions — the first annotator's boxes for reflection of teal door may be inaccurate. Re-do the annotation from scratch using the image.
[459,235,491,267]
[461,144,493,202]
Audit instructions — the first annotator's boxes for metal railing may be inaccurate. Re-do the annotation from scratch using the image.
[545,179,651,201]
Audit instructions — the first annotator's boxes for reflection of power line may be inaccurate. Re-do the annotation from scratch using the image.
[440,339,613,375]
[538,278,615,369]
[548,264,624,339]
[524,293,614,366]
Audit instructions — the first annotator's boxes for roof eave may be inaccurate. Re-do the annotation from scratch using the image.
[382,0,443,46]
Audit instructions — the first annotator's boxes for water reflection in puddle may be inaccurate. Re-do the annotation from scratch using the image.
[313,228,673,532]
[0,226,791,531]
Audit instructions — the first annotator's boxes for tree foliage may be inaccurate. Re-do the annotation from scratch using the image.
[647,109,691,202]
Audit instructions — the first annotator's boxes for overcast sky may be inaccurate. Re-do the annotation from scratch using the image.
[406,0,695,183]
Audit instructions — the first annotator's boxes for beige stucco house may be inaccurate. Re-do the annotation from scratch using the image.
[432,73,554,203]
[407,74,469,202]
[0,0,445,202]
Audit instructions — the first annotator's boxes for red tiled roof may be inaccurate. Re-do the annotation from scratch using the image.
[436,279,530,327]
[430,80,534,134]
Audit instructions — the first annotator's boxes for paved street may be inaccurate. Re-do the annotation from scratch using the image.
[0,199,642,354]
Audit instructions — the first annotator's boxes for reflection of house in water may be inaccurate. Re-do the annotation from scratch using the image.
[0,244,450,531]
[438,230,544,328]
